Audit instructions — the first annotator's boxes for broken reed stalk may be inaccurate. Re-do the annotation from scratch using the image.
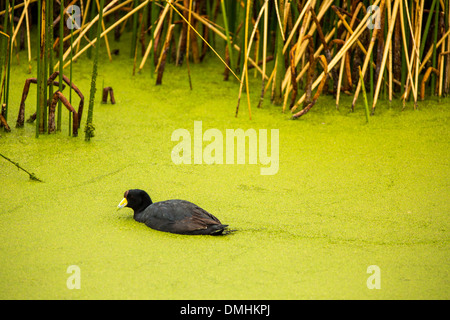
[0,152,43,182]
[48,90,79,135]
[102,87,116,104]
[0,103,10,131]
[85,0,105,141]
[292,55,328,119]
[155,24,175,85]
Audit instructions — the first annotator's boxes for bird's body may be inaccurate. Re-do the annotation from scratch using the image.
[118,189,229,235]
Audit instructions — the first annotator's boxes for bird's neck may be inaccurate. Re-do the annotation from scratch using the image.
[133,199,152,215]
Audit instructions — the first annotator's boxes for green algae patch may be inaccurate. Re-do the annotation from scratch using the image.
[0,46,449,299]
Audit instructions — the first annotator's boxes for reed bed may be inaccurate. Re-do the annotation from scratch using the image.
[0,0,449,136]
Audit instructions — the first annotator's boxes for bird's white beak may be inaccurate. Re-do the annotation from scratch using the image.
[117,198,128,210]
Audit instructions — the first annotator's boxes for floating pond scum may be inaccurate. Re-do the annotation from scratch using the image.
[0,0,449,301]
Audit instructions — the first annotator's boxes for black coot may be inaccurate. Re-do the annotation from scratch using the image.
[117,189,229,235]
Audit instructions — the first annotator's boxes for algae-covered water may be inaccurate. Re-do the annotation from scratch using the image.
[1,41,449,299]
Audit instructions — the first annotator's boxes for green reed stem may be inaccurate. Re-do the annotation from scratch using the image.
[58,0,64,131]
[85,0,105,141]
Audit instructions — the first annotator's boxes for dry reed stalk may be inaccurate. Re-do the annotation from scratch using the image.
[336,46,347,110]
[387,0,393,102]
[446,3,450,94]
[0,103,11,132]
[0,0,37,15]
[401,29,450,101]
[420,67,439,100]
[282,0,332,96]
[166,0,241,82]
[62,0,147,69]
[302,35,316,107]
[243,0,252,119]
[139,0,170,71]
[292,0,381,110]
[285,21,342,112]
[438,50,449,97]
[155,24,175,85]
[414,0,424,109]
[292,55,328,119]
[334,2,364,109]
[288,46,298,109]
[257,0,269,109]
[398,0,418,103]
[185,0,193,90]
[371,0,400,114]
[331,5,377,69]
[55,0,119,71]
[139,1,173,71]
[236,0,267,118]
[76,0,92,54]
[279,10,311,112]
[24,0,31,73]
[283,0,315,54]
[48,90,78,135]
[235,0,255,118]
[10,0,30,48]
[281,0,336,112]
[175,1,266,80]
[274,0,285,41]
[419,29,450,73]
[95,0,112,61]
[351,0,382,112]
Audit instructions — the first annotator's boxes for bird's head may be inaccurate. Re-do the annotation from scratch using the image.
[117,189,152,213]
